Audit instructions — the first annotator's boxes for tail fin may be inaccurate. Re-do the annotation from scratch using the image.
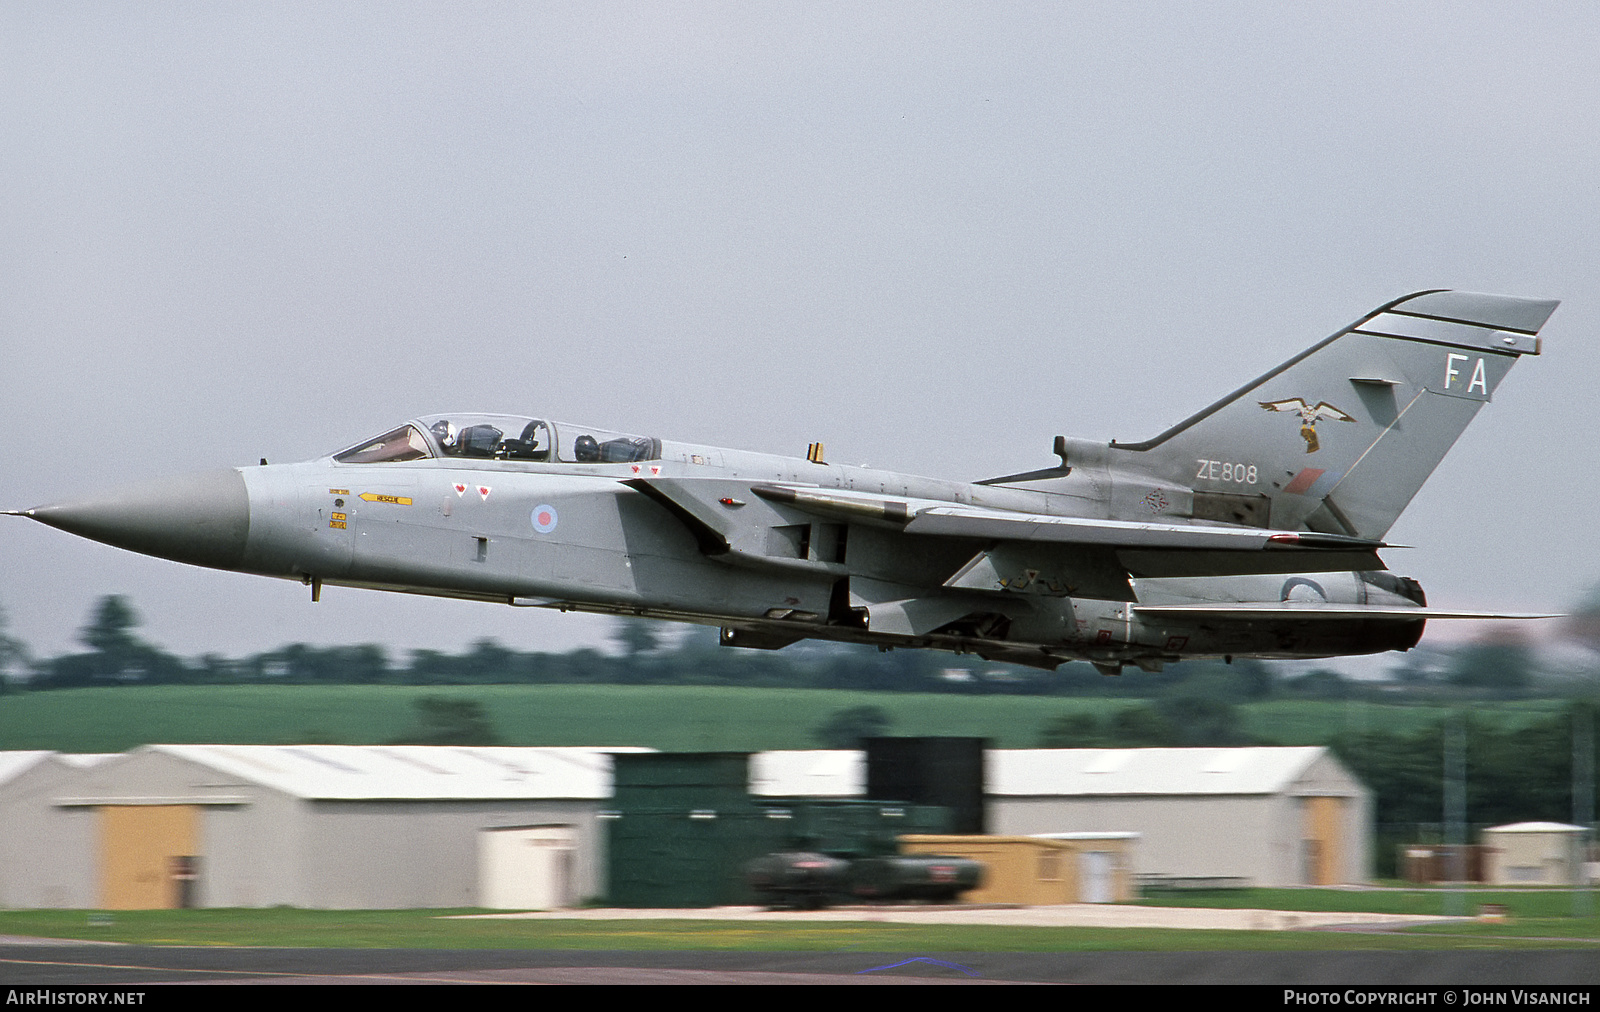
[1103,290,1558,540]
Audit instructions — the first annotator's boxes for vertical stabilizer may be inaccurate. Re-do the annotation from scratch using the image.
[1106,291,1558,539]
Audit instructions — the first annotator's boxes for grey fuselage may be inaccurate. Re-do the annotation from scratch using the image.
[225,426,1422,673]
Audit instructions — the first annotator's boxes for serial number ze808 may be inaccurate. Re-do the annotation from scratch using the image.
[1197,459,1257,484]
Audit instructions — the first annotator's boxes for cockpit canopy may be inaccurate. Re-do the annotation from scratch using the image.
[333,414,660,465]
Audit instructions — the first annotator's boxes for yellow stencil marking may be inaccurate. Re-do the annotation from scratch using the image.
[359,493,413,505]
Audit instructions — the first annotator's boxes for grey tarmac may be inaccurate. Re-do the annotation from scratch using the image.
[2,946,1598,986]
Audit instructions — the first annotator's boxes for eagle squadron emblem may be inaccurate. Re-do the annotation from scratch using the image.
[1259,398,1356,453]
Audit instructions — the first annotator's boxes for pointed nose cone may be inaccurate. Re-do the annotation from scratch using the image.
[24,468,251,570]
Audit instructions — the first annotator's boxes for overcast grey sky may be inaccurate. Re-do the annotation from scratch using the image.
[2,2,1596,664]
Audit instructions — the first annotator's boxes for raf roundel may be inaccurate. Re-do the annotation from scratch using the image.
[531,504,559,534]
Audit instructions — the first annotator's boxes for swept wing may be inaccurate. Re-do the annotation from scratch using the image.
[627,477,1388,595]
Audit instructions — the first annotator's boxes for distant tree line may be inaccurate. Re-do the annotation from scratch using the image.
[0,595,1264,696]
[1038,699,1597,830]
[1331,710,1592,831]
[1335,707,1597,876]
[1033,688,1598,877]
[1,595,1596,702]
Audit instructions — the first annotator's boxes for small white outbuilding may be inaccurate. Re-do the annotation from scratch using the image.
[1482,822,1591,886]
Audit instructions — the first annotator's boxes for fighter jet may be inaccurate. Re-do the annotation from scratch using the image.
[8,290,1559,674]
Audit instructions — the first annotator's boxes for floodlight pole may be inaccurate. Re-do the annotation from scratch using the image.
[1444,714,1467,917]
[1576,705,1594,919]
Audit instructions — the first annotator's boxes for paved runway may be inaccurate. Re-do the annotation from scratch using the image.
[3,905,1596,985]
[457,902,1465,931]
[3,945,1599,985]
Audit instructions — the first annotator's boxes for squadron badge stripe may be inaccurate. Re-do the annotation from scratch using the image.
[1283,468,1343,498]
[1282,469,1325,495]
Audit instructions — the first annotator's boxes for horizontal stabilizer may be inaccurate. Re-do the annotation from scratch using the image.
[1133,603,1559,620]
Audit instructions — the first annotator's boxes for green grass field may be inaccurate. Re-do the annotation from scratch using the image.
[0,684,1569,753]
[1136,886,1594,919]
[1238,698,1569,743]
[0,685,1123,752]
[0,904,1595,951]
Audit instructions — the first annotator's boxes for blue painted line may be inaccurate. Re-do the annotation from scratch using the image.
[857,957,981,977]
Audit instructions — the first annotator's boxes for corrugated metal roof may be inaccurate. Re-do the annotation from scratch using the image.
[991,747,1327,796]
[749,747,1332,798]
[749,750,864,796]
[1484,821,1587,834]
[0,751,54,786]
[146,745,654,801]
[57,754,120,769]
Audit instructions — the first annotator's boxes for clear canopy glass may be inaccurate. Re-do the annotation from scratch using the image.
[333,414,660,464]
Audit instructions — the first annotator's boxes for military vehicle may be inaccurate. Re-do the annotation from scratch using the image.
[9,290,1558,673]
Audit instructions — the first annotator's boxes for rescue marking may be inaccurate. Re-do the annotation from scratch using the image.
[329,520,346,529]
[331,512,346,521]
[452,483,467,497]
[359,493,412,505]
[477,485,491,501]
[328,488,349,495]
[531,504,559,534]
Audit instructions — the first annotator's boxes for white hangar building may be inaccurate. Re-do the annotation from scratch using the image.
[0,745,647,910]
[753,746,1371,887]
[0,751,120,909]
[988,747,1371,887]
[2,744,1368,908]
